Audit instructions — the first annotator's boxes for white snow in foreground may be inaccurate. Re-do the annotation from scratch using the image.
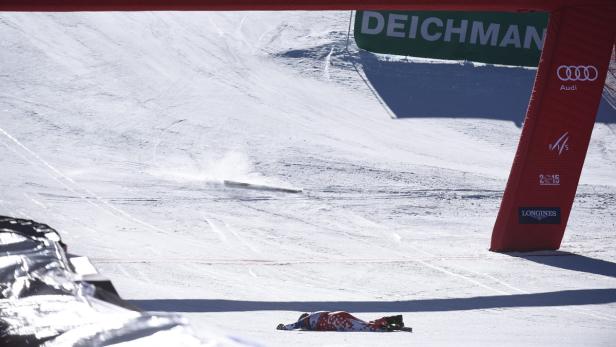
[1,11,615,346]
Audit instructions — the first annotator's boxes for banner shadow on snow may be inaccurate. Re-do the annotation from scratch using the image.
[130,288,616,313]
[358,51,616,125]
[507,251,616,279]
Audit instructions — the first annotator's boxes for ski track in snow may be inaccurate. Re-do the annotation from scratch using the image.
[0,125,167,234]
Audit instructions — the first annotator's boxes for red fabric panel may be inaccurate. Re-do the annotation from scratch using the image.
[0,0,601,13]
[491,5,616,251]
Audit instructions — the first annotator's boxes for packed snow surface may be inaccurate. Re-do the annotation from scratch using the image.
[1,11,615,346]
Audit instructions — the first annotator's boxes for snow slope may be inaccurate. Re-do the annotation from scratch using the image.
[1,11,615,346]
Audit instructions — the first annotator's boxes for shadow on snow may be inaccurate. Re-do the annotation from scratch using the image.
[358,51,616,125]
[130,288,616,313]
[508,251,616,279]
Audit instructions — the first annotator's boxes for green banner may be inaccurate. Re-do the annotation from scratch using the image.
[354,10,548,67]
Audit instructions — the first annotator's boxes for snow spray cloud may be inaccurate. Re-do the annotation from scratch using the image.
[148,151,262,184]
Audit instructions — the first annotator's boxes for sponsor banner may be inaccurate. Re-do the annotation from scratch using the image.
[519,207,561,224]
[492,6,614,251]
[354,10,548,67]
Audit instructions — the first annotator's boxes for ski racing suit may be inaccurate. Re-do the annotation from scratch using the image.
[279,311,390,332]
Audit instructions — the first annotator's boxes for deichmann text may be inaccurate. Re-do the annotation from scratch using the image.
[360,11,545,50]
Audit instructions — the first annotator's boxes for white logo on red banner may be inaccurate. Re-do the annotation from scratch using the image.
[548,132,569,155]
[556,65,598,82]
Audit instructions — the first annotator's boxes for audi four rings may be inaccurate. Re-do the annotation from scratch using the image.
[557,65,598,81]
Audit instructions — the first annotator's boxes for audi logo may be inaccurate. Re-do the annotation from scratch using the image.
[557,65,598,82]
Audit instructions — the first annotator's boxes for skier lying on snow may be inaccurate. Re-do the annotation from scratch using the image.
[276,311,409,332]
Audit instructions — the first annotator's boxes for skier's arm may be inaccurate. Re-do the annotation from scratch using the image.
[276,322,301,330]
[277,315,313,330]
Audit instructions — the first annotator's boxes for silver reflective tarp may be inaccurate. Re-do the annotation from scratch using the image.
[0,216,257,347]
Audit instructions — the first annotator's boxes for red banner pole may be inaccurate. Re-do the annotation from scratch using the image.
[491,5,616,251]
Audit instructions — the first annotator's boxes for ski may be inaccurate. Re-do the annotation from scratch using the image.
[223,180,303,193]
